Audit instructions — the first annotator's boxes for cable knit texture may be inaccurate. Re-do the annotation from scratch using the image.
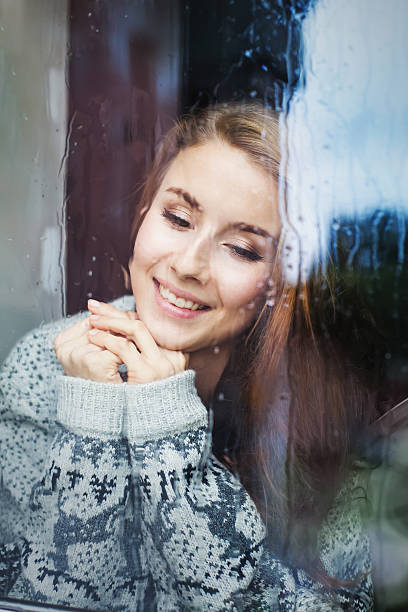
[0,297,373,611]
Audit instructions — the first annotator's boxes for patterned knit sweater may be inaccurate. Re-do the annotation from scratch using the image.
[0,297,373,611]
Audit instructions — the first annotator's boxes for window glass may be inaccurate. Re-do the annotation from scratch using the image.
[1,1,407,610]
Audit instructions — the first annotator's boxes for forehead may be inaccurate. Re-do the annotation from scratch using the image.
[159,141,280,234]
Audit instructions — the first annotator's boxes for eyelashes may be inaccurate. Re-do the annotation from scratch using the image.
[227,245,262,262]
[161,207,263,263]
[161,208,190,228]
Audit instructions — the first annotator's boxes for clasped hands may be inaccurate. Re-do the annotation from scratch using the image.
[54,300,188,384]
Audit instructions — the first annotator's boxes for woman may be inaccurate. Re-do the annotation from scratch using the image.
[0,103,373,610]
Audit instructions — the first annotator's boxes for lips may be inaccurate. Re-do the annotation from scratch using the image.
[154,278,210,312]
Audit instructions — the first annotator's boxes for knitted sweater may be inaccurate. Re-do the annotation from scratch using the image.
[0,297,373,611]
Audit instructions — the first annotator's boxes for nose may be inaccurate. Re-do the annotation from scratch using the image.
[170,233,211,284]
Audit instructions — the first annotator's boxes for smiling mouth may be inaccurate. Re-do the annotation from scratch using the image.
[155,280,210,311]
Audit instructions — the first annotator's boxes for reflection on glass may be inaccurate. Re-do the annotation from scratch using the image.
[1,1,407,611]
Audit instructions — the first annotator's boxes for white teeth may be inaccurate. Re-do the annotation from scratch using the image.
[159,284,204,311]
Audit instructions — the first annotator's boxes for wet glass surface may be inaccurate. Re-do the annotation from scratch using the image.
[1,1,408,610]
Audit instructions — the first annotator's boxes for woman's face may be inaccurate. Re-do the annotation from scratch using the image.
[129,140,280,353]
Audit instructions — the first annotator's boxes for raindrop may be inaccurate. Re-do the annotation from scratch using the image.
[92,256,96,261]
[218,392,225,401]
[88,270,93,276]
[213,346,220,354]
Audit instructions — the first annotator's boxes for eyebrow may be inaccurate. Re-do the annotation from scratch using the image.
[231,222,272,239]
[165,186,275,241]
[165,187,201,210]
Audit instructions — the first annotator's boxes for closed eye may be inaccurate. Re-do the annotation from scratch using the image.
[227,244,263,262]
[161,208,191,228]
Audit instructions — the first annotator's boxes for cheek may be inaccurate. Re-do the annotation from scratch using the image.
[218,267,267,311]
[132,215,165,270]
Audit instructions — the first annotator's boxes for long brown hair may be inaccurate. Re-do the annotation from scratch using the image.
[129,102,373,583]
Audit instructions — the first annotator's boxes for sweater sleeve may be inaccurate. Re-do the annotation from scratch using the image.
[125,370,266,611]
[124,371,373,612]
[0,322,63,596]
[3,372,151,611]
[0,309,150,610]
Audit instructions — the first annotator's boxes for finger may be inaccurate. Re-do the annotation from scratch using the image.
[88,329,140,364]
[54,317,90,350]
[87,299,133,320]
[89,317,158,355]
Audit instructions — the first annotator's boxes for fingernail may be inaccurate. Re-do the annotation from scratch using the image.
[88,299,100,309]
[89,328,98,335]
[90,314,100,321]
